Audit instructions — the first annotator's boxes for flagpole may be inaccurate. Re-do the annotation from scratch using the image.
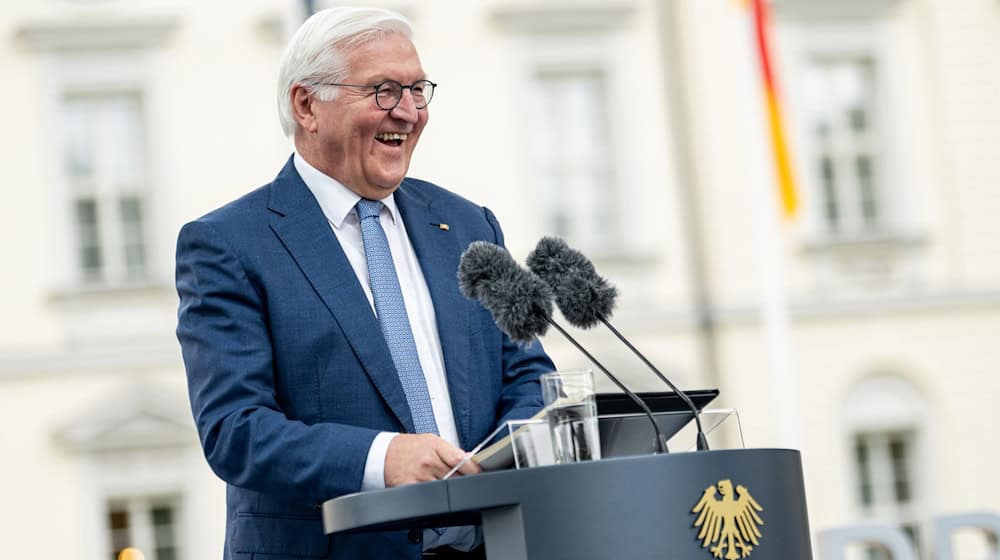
[750,168,802,450]
[747,0,802,450]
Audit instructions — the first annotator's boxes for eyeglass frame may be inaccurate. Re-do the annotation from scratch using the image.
[313,79,437,111]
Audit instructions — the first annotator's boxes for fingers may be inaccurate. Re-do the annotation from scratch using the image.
[455,458,482,476]
[385,433,439,486]
[437,447,482,476]
[384,434,480,487]
[420,440,454,481]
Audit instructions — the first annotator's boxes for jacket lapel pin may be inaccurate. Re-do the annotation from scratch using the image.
[431,222,450,231]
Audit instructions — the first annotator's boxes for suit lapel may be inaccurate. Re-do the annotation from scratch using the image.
[266,158,415,433]
[395,181,473,449]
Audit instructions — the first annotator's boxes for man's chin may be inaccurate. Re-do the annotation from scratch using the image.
[370,172,408,191]
[350,180,401,201]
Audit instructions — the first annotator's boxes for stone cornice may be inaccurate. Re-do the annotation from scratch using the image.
[489,3,635,34]
[772,0,902,21]
[14,16,179,51]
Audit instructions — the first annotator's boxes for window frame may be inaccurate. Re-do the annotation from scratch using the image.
[53,387,196,560]
[778,20,912,243]
[36,50,164,293]
[800,56,882,235]
[524,63,622,255]
[498,8,663,262]
[106,494,183,560]
[62,89,152,286]
[841,374,934,557]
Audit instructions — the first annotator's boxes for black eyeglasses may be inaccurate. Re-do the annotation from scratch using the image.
[317,79,437,110]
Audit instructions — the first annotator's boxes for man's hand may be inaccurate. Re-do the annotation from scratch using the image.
[384,433,481,487]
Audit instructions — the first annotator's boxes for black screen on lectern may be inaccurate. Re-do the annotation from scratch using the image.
[596,389,719,415]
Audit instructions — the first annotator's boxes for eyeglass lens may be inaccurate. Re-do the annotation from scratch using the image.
[375,80,435,110]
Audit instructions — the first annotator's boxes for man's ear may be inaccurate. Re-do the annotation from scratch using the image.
[290,84,318,133]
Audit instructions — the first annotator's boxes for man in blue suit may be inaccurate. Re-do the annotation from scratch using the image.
[175,7,554,559]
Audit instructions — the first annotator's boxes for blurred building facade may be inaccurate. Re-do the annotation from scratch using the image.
[1,0,998,558]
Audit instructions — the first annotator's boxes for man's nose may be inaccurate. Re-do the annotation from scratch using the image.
[390,90,419,123]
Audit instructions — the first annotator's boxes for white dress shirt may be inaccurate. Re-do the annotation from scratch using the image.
[294,154,479,551]
[294,152,462,484]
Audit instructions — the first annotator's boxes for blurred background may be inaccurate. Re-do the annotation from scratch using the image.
[1,0,998,558]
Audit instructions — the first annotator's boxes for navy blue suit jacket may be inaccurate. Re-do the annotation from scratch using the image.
[176,158,554,559]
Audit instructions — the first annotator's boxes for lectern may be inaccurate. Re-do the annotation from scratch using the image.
[322,409,812,560]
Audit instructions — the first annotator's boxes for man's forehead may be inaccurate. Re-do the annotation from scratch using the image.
[344,35,425,80]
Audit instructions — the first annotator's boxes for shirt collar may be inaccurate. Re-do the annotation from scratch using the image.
[293,151,399,227]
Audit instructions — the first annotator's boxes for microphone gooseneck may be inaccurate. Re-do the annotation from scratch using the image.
[458,241,667,454]
[599,317,709,451]
[543,318,668,453]
[527,236,710,451]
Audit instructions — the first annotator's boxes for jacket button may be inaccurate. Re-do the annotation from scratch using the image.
[407,529,422,544]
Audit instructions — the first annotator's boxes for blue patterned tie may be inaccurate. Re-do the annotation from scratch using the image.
[356,199,439,434]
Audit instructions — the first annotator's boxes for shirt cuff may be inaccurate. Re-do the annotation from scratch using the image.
[362,431,399,491]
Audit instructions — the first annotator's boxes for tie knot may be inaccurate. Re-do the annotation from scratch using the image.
[356,199,383,221]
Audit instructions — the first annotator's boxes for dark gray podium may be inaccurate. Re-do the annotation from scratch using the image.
[322,448,812,560]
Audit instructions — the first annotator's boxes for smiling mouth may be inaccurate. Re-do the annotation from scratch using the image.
[375,132,408,147]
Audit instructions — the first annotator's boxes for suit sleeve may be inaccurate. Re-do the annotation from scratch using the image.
[176,220,378,505]
[482,207,556,427]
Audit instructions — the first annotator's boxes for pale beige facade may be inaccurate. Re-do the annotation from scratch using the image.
[1,0,998,558]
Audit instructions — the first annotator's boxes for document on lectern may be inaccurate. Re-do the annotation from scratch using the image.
[471,407,550,471]
[456,395,588,474]
[447,390,722,477]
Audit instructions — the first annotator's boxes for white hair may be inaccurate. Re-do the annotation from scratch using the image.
[277,7,413,137]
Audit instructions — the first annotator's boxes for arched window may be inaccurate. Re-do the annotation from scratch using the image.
[842,374,931,559]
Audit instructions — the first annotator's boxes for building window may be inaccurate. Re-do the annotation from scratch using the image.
[15,19,175,293]
[53,386,196,560]
[801,57,883,236]
[777,12,931,294]
[526,67,620,254]
[61,91,150,286]
[854,431,915,507]
[107,496,181,560]
[853,431,921,559]
[494,4,641,259]
[843,375,929,559]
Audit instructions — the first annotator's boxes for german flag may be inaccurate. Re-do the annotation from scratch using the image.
[748,0,799,220]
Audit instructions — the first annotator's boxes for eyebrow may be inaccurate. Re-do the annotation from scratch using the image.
[362,73,430,84]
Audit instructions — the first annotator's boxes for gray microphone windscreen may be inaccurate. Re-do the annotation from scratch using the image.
[526,236,617,329]
[458,241,553,343]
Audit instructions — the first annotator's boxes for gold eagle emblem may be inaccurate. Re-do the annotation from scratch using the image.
[692,479,765,559]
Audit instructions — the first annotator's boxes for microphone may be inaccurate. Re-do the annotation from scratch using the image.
[458,241,667,453]
[526,236,711,451]
[457,241,554,344]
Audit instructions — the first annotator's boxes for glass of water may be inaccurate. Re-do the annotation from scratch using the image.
[540,370,602,464]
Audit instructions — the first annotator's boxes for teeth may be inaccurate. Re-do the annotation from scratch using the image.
[376,132,408,142]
